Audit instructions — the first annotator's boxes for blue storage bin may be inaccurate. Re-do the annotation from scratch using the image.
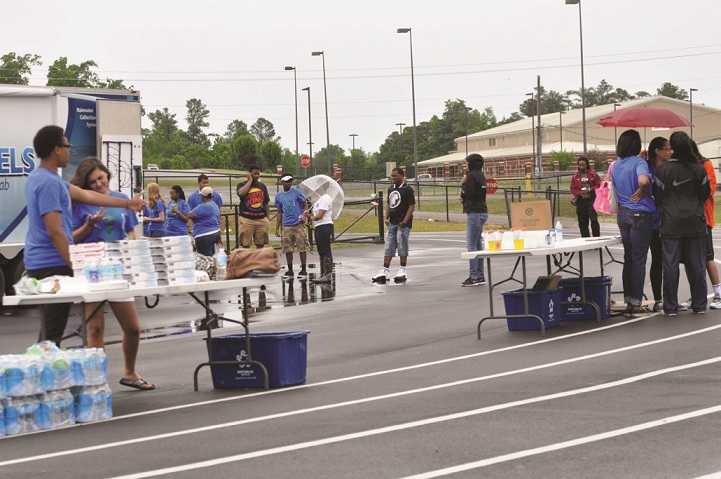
[559,276,612,321]
[502,288,562,331]
[206,331,309,389]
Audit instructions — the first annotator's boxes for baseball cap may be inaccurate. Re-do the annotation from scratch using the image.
[281,175,294,182]
[200,186,213,196]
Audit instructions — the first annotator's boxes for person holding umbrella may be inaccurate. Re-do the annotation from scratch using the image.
[570,156,601,237]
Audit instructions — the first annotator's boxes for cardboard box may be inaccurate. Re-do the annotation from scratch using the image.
[510,200,552,230]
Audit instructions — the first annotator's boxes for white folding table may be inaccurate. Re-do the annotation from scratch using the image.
[462,236,621,339]
[3,277,276,390]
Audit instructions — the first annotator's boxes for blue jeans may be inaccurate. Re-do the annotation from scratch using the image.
[617,207,653,306]
[384,224,411,257]
[466,212,488,280]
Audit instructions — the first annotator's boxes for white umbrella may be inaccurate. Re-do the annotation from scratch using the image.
[298,175,345,220]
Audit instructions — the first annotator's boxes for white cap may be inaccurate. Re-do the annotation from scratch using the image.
[200,186,213,196]
[281,175,294,182]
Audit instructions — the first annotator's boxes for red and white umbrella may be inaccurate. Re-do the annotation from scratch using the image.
[597,107,691,129]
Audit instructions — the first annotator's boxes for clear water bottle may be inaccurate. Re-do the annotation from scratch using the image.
[3,398,20,435]
[96,383,113,421]
[555,220,564,243]
[48,390,75,428]
[215,247,228,281]
[0,400,5,437]
[73,386,95,423]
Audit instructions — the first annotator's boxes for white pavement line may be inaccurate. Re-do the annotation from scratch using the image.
[102,357,721,479]
[693,473,721,479]
[104,314,654,423]
[400,403,721,479]
[3,327,720,468]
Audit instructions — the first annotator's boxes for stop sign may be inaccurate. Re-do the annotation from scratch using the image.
[486,178,498,194]
[300,154,311,169]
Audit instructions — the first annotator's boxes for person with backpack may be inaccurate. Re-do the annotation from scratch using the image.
[654,132,710,316]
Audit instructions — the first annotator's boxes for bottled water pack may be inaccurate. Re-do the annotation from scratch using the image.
[73,384,112,423]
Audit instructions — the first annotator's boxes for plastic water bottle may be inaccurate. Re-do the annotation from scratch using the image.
[73,386,95,423]
[0,400,5,437]
[47,390,75,428]
[3,398,20,435]
[215,247,228,281]
[555,220,564,243]
[96,384,113,421]
[84,349,107,386]
[87,261,100,283]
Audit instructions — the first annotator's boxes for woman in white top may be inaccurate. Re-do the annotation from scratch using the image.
[310,193,334,283]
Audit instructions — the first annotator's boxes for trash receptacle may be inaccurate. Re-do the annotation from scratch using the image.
[502,289,562,331]
[206,331,309,389]
[559,276,612,320]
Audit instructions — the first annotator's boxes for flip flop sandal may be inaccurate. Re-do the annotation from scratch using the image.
[119,377,156,391]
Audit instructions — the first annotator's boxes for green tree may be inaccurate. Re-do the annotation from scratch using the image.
[46,57,100,87]
[656,82,688,100]
[148,108,178,141]
[497,112,524,125]
[0,52,42,85]
[520,87,570,116]
[97,78,131,90]
[250,117,277,143]
[551,150,575,170]
[566,79,636,107]
[315,144,346,175]
[635,90,651,98]
[185,98,210,145]
[225,119,249,139]
[231,134,259,170]
[279,148,299,176]
[258,141,282,170]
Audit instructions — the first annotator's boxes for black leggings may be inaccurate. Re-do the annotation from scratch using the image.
[314,224,333,258]
[649,229,663,301]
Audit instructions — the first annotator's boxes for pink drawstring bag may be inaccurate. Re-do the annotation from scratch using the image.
[593,161,617,215]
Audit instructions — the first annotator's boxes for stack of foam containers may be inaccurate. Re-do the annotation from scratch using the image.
[107,239,158,289]
[1,341,112,436]
[150,236,196,286]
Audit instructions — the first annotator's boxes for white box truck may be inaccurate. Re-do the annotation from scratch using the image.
[0,84,143,301]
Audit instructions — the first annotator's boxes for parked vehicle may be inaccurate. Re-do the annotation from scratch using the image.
[0,84,143,301]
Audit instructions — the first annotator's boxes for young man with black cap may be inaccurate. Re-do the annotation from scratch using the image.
[372,167,415,284]
[237,165,270,249]
[275,175,309,278]
[461,153,488,287]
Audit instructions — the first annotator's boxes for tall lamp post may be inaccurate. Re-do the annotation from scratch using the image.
[526,92,536,164]
[302,87,314,175]
[311,51,331,174]
[613,103,621,145]
[397,27,418,179]
[349,133,358,151]
[565,0,587,155]
[559,110,564,151]
[690,88,698,140]
[284,66,299,163]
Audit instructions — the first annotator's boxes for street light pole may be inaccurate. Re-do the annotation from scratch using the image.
[302,87,314,175]
[613,103,621,145]
[349,133,358,151]
[397,28,417,178]
[559,110,564,151]
[284,66,299,163]
[312,51,331,175]
[566,0,587,154]
[690,88,698,140]
[395,122,406,135]
[526,92,535,164]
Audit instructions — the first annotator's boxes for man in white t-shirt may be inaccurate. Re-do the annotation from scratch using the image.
[311,193,334,283]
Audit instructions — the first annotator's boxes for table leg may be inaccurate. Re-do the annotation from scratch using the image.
[578,251,601,323]
[64,300,107,347]
[191,288,270,391]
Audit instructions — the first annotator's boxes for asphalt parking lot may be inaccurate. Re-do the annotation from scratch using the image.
[1,228,720,479]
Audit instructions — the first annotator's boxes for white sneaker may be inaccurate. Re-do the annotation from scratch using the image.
[679,300,690,312]
[710,296,721,310]
[372,268,390,284]
[393,268,407,283]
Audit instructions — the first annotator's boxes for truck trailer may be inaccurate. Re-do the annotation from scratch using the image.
[0,84,143,302]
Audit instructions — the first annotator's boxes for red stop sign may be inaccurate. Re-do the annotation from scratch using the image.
[300,154,311,169]
[486,178,498,194]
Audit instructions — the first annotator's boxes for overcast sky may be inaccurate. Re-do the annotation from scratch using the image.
[7,0,721,155]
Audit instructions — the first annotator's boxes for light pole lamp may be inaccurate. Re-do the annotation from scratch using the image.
[690,88,698,140]
[302,87,314,174]
[284,66,299,163]
[395,122,406,135]
[349,133,358,151]
[397,27,418,179]
[527,92,536,162]
[565,0,587,155]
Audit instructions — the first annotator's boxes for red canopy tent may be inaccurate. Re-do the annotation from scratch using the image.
[597,107,691,128]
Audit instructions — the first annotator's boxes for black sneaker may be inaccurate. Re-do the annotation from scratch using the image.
[283,270,294,279]
[297,269,308,279]
[461,277,484,287]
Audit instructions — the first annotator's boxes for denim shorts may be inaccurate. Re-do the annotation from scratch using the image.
[384,223,410,257]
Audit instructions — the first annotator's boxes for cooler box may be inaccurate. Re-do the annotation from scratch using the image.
[559,276,612,321]
[502,289,562,331]
[206,331,309,389]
